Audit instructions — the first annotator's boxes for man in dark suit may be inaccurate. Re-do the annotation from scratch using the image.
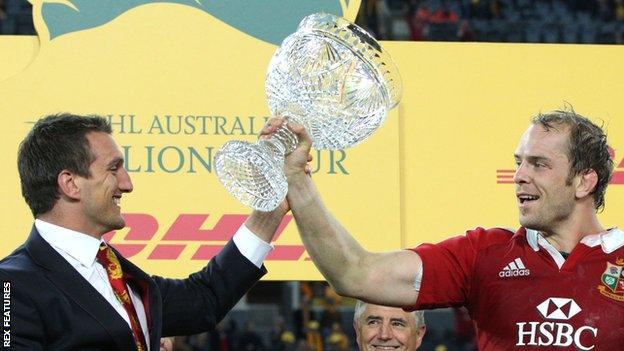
[0,113,290,350]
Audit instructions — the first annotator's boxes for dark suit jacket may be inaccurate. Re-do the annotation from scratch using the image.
[0,226,266,350]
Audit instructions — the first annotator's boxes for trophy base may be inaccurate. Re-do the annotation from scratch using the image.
[215,140,287,211]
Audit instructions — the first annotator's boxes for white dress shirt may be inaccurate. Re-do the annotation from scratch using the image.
[35,219,273,350]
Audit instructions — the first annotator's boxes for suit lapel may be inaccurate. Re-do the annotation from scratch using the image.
[25,226,137,350]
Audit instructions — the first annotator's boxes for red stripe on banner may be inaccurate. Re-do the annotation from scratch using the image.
[611,171,624,184]
[191,245,224,260]
[148,245,186,259]
[497,175,514,179]
[497,181,514,184]
[267,246,306,260]
[191,245,306,261]
[496,169,515,173]
[111,244,147,258]
[104,213,159,242]
[272,216,293,241]
[122,214,159,240]
[162,214,247,241]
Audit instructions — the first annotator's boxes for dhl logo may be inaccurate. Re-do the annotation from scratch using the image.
[497,146,624,185]
[103,213,308,261]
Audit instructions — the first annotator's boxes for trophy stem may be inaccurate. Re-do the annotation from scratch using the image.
[257,121,299,158]
[214,121,299,211]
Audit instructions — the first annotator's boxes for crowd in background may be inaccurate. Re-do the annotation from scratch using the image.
[2,0,624,44]
[0,0,35,35]
[172,282,477,351]
[356,0,624,43]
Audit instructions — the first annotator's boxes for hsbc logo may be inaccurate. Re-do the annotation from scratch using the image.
[536,297,581,320]
[516,298,598,350]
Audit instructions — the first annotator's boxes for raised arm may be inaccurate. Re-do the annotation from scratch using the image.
[263,118,422,308]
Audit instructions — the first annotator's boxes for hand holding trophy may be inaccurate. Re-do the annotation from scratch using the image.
[215,12,402,211]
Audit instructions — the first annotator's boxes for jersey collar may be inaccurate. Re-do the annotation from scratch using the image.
[526,227,624,254]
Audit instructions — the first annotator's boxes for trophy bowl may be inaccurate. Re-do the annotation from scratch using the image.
[266,12,402,149]
[215,12,402,211]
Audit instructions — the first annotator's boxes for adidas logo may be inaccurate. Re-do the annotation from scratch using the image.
[499,258,531,277]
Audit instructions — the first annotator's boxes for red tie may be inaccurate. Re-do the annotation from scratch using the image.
[97,243,147,351]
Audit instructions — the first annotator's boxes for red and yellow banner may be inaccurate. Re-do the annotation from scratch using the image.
[1,3,623,279]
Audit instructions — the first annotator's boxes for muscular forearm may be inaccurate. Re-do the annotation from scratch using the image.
[287,175,422,307]
[287,174,370,297]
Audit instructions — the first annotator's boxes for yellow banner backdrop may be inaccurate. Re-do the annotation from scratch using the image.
[1,3,623,280]
[389,42,624,247]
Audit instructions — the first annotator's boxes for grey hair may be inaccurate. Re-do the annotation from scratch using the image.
[353,300,425,328]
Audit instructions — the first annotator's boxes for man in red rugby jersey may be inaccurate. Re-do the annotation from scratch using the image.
[265,108,622,350]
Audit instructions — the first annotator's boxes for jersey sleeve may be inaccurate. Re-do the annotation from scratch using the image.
[407,227,487,311]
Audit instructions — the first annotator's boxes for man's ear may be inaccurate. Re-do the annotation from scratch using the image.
[574,169,598,200]
[58,170,82,200]
[414,325,427,349]
[417,325,427,339]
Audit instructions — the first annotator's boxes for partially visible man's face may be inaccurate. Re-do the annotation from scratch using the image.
[75,132,133,235]
[514,123,578,233]
[355,304,425,351]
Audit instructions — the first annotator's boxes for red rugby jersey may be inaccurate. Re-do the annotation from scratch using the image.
[411,227,624,350]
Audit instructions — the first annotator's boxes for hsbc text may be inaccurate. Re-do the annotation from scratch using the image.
[516,321,597,350]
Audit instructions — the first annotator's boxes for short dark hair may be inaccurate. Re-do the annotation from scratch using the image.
[532,108,613,211]
[18,113,112,216]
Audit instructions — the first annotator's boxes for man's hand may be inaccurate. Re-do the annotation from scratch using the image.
[248,117,314,244]
[260,117,313,183]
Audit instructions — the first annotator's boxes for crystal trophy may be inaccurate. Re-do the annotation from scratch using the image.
[215,12,402,211]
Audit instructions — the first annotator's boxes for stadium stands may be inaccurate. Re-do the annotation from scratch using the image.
[356,0,624,44]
